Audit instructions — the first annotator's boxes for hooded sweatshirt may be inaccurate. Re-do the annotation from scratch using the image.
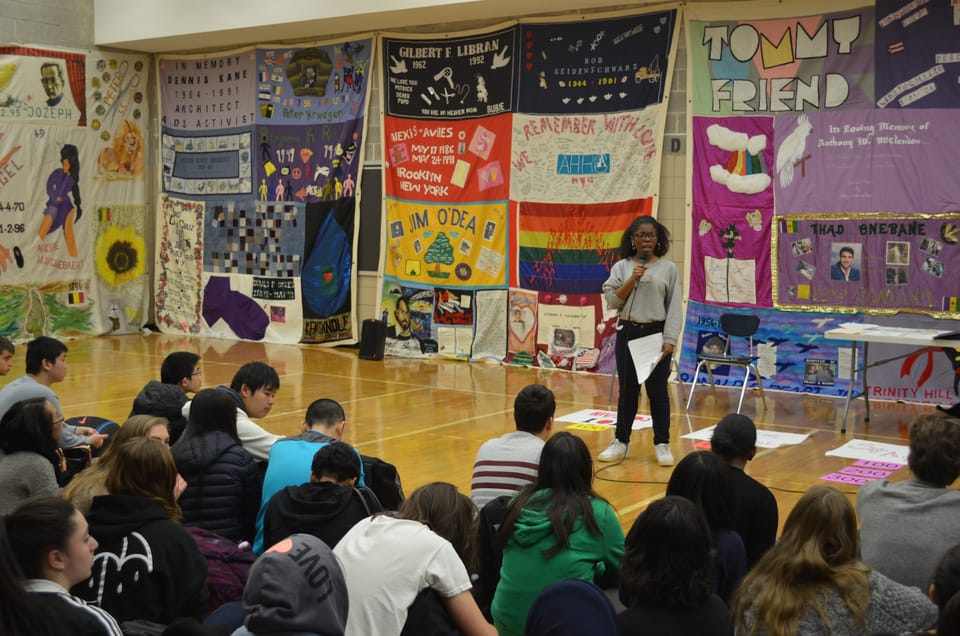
[490,490,625,636]
[263,481,379,551]
[74,494,208,624]
[172,430,262,542]
[130,381,189,443]
[232,533,349,636]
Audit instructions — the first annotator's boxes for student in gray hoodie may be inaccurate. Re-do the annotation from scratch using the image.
[232,533,349,636]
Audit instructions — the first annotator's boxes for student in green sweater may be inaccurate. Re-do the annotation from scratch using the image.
[490,432,624,635]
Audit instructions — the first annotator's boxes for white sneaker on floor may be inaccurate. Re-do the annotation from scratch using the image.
[654,443,674,467]
[598,440,628,462]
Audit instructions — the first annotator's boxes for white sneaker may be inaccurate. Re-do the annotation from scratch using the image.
[599,440,628,462]
[654,443,674,467]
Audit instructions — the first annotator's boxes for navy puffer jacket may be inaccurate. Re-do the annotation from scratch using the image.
[172,430,262,542]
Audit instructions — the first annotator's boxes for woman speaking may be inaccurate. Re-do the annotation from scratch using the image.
[599,215,681,466]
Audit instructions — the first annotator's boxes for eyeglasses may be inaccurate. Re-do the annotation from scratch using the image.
[632,232,657,240]
[192,370,202,376]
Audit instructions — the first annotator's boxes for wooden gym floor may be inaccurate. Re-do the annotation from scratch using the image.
[7,333,938,533]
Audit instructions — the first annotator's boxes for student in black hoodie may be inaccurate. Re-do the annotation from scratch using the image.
[74,437,208,625]
[130,352,201,444]
[262,440,380,550]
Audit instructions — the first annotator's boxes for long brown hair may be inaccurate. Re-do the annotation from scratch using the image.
[104,437,182,522]
[398,482,477,571]
[732,486,870,635]
[498,432,609,560]
[63,415,169,512]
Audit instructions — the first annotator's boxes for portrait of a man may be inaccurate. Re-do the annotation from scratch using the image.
[830,244,861,282]
[40,61,65,107]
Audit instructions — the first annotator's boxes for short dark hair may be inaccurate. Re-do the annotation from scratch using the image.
[177,388,240,445]
[160,352,200,385]
[0,398,59,467]
[311,441,360,482]
[25,337,67,374]
[0,336,14,355]
[3,497,77,579]
[40,62,64,81]
[620,215,670,259]
[710,414,757,461]
[839,246,854,257]
[230,361,279,394]
[514,384,555,434]
[908,413,960,487]
[621,496,713,609]
[305,399,345,430]
[666,450,737,532]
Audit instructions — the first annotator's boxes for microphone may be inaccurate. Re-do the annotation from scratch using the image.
[638,251,649,265]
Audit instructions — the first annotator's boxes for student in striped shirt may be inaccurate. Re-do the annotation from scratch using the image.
[471,384,554,509]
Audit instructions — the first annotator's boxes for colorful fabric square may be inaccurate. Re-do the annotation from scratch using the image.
[202,276,269,340]
[517,199,650,293]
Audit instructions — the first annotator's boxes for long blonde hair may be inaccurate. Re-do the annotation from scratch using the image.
[732,485,870,635]
[62,416,169,512]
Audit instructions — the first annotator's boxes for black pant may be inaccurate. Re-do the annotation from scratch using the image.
[614,321,671,446]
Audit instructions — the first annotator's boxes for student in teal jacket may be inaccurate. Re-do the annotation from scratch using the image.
[491,432,624,635]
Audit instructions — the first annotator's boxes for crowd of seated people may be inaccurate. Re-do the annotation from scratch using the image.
[2,344,960,635]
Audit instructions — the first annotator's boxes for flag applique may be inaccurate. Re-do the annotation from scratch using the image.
[67,291,85,305]
[781,219,798,233]
[574,348,600,369]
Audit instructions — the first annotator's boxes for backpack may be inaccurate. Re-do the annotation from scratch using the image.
[185,526,257,612]
[359,455,405,511]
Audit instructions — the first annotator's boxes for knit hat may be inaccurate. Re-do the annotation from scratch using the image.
[242,534,349,636]
[524,579,618,635]
[710,413,757,459]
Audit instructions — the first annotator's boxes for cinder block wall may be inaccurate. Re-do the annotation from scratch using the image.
[0,0,95,48]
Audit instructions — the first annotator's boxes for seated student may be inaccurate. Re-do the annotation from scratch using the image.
[182,361,281,462]
[0,337,107,451]
[858,412,960,591]
[710,413,778,567]
[471,384,553,510]
[254,398,361,553]
[74,438,208,625]
[666,450,746,605]
[130,351,201,444]
[524,579,619,636]
[733,485,937,636]
[932,544,960,634]
[64,415,171,513]
[263,440,380,550]
[233,533,349,636]
[618,496,733,636]
[492,432,625,636]
[334,482,496,636]
[0,398,63,515]
[172,388,261,543]
[0,335,15,376]
[1,497,122,636]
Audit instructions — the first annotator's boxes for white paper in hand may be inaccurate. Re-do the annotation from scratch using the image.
[627,333,665,384]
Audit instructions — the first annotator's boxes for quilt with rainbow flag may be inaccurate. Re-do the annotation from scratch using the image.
[379,7,679,369]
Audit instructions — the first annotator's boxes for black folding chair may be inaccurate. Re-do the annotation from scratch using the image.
[685,313,766,414]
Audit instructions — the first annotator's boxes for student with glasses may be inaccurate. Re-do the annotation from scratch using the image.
[598,215,681,467]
